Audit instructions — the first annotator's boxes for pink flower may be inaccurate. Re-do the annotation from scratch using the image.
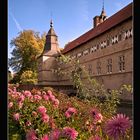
[26,129,37,140]
[8,102,13,108]
[47,90,53,96]
[24,90,32,97]
[13,87,17,92]
[32,111,37,117]
[18,102,23,109]
[90,108,103,124]
[61,127,78,140]
[43,95,49,101]
[89,135,102,140]
[41,114,50,123]
[42,91,47,95]
[49,129,60,140]
[34,95,42,101]
[37,106,47,114]
[47,90,55,101]
[49,95,55,101]
[49,117,56,129]
[29,95,34,102]
[65,107,77,118]
[8,88,13,93]
[41,134,49,140]
[18,94,25,102]
[37,91,41,95]
[26,121,32,126]
[52,98,59,108]
[105,114,131,139]
[13,113,20,121]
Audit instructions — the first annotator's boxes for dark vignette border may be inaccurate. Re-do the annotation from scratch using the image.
[0,0,8,139]
[134,0,140,139]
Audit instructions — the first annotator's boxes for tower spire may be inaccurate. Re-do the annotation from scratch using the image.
[100,0,106,17]
[50,19,53,28]
[102,0,104,11]
[50,11,53,28]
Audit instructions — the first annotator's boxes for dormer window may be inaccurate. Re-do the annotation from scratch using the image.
[118,55,125,72]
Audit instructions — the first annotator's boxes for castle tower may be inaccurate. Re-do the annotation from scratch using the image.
[43,20,60,55]
[93,0,107,27]
[37,20,60,85]
[99,1,107,23]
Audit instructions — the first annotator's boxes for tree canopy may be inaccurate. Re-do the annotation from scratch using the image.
[8,30,46,83]
[9,30,46,73]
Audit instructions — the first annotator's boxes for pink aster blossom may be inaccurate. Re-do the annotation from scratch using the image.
[42,91,47,95]
[49,95,55,101]
[26,129,37,140]
[37,91,41,95]
[41,134,49,140]
[65,107,77,118]
[16,92,21,96]
[26,121,32,126]
[13,113,20,121]
[105,114,131,140]
[90,108,103,124]
[32,111,37,117]
[24,90,32,97]
[61,127,78,140]
[18,94,25,102]
[37,106,47,114]
[49,129,60,140]
[49,117,56,129]
[8,88,13,93]
[8,102,13,109]
[34,95,42,101]
[41,113,50,123]
[43,95,49,101]
[18,101,23,109]
[52,98,59,108]
[47,90,55,101]
[13,87,17,92]
[47,90,53,96]
[29,95,34,102]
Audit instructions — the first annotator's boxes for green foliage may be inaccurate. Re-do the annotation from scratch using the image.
[8,30,46,77]
[20,70,37,84]
[54,55,132,116]
[8,86,132,140]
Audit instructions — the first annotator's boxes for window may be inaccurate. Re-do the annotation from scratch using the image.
[124,30,131,40]
[103,41,107,48]
[118,34,122,41]
[88,64,92,75]
[112,36,118,44]
[77,52,82,58]
[107,58,112,73]
[83,49,89,56]
[118,55,125,72]
[97,61,101,75]
[90,46,97,53]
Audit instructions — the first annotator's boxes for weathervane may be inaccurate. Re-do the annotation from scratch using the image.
[50,11,53,28]
[102,0,104,11]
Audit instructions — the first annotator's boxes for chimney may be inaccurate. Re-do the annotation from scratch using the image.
[93,16,100,28]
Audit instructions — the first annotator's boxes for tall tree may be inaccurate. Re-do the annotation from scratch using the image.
[9,30,46,73]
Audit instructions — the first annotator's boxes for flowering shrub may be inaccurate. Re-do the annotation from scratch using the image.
[8,86,132,140]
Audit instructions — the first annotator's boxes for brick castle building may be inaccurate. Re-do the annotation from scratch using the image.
[37,3,133,95]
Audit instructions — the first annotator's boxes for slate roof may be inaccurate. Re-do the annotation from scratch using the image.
[62,3,132,54]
